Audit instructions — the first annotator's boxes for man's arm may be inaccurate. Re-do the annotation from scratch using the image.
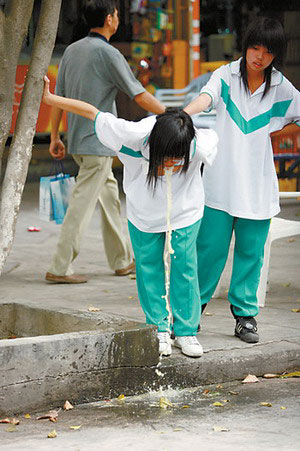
[134,91,165,115]
[49,106,65,160]
[184,93,212,116]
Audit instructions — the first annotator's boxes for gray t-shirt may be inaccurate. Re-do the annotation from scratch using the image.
[55,35,145,156]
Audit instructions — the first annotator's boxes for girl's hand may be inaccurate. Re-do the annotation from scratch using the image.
[43,75,52,105]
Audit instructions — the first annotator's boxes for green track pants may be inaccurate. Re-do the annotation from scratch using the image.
[128,219,201,336]
[197,206,270,317]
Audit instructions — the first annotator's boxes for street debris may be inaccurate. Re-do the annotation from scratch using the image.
[242,374,259,384]
[117,394,125,403]
[70,425,82,430]
[159,397,173,409]
[27,226,41,232]
[88,306,101,312]
[0,418,19,425]
[213,425,230,432]
[63,400,74,411]
[280,371,300,378]
[47,429,57,438]
[37,409,59,422]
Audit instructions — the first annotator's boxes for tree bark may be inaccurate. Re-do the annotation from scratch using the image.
[0,0,35,181]
[0,0,62,274]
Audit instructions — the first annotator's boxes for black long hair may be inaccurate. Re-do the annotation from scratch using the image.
[240,17,287,98]
[146,108,195,188]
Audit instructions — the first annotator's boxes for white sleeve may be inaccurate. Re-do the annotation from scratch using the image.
[94,112,157,152]
[195,128,219,166]
[200,65,225,110]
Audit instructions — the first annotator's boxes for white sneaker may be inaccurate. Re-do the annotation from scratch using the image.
[174,336,203,358]
[157,332,172,356]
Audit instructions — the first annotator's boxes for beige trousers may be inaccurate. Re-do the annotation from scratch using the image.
[48,155,132,276]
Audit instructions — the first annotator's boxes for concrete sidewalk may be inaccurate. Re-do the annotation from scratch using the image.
[1,182,300,413]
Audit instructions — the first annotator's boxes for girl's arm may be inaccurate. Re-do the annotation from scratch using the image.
[42,76,99,121]
[184,92,212,116]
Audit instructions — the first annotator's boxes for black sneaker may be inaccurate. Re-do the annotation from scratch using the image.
[234,316,259,343]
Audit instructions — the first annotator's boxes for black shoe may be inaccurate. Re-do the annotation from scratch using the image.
[234,316,259,343]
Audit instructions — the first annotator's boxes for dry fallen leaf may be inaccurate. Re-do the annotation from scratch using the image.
[24,414,31,419]
[70,425,82,430]
[203,389,210,395]
[159,397,173,409]
[280,371,300,378]
[0,418,19,425]
[221,399,230,403]
[260,402,272,407]
[212,402,224,407]
[117,394,125,401]
[288,238,295,243]
[47,429,57,438]
[181,405,190,409]
[204,312,214,316]
[88,306,101,312]
[10,418,20,425]
[282,283,290,288]
[263,374,278,379]
[128,296,134,299]
[242,374,259,384]
[37,409,59,422]
[216,384,223,389]
[228,391,239,395]
[5,425,17,433]
[128,274,136,280]
[63,400,74,411]
[213,426,230,432]
[280,406,287,410]
[291,309,300,313]
[173,428,183,432]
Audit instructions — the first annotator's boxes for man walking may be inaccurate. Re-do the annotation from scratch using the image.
[46,0,164,284]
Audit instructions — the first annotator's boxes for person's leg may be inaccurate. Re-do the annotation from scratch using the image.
[48,155,112,276]
[197,207,234,307]
[98,163,133,272]
[128,221,170,332]
[170,220,203,358]
[229,217,271,317]
[229,217,270,342]
[170,220,201,337]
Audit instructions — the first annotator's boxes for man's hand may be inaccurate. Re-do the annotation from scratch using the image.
[49,138,66,160]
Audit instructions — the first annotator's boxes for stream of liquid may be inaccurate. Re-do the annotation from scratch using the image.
[161,167,174,336]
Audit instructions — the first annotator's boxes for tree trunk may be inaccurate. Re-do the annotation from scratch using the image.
[0,0,62,274]
[0,0,35,186]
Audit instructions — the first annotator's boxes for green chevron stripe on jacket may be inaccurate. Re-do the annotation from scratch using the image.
[221,79,292,135]
[119,145,144,158]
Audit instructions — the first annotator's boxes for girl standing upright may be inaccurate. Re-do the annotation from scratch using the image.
[185,17,300,343]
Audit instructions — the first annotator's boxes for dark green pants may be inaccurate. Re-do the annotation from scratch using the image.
[197,206,270,317]
[128,219,201,336]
